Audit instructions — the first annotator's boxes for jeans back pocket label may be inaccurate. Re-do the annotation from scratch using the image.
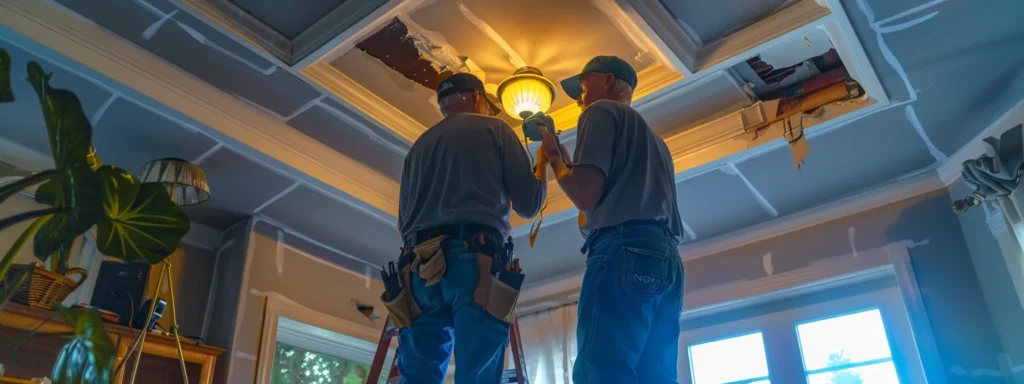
[621,246,670,296]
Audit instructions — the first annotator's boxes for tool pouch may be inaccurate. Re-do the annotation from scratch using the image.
[467,234,525,323]
[413,235,448,286]
[485,273,524,323]
[381,264,421,328]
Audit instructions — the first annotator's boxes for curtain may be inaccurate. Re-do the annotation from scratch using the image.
[514,305,579,384]
[960,124,1024,218]
[960,123,1024,311]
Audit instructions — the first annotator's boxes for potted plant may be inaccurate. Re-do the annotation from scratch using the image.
[0,47,192,383]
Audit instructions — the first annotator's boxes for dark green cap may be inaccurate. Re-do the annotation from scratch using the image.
[560,56,638,100]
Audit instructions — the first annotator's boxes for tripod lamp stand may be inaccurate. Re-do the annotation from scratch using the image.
[125,158,210,384]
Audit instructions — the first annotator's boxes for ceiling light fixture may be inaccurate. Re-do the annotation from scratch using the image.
[497,66,556,120]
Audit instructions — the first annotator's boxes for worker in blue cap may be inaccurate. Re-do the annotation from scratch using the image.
[538,56,686,383]
[388,72,548,383]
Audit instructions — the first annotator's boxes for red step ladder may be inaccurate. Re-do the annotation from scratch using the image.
[366,316,529,384]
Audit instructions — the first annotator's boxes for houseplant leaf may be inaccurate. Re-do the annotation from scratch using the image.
[27,62,103,266]
[0,216,48,309]
[32,161,102,267]
[51,305,115,384]
[95,165,191,264]
[0,48,12,103]
[27,62,93,170]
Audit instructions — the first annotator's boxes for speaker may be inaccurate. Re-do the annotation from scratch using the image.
[90,261,150,327]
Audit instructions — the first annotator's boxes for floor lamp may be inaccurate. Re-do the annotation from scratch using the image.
[126,158,210,384]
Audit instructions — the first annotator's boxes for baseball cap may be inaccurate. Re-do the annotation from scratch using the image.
[560,56,638,100]
[436,73,501,116]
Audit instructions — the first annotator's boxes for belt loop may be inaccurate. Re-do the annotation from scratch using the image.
[458,224,465,241]
[580,229,598,255]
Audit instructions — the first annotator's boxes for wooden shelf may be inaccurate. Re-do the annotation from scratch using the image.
[0,303,224,384]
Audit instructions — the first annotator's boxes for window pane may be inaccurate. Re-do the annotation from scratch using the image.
[689,332,770,384]
[796,309,893,371]
[271,342,376,384]
[807,361,900,384]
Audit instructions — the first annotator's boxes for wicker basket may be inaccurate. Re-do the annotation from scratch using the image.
[0,263,87,310]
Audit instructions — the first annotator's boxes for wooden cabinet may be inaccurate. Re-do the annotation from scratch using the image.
[0,303,223,384]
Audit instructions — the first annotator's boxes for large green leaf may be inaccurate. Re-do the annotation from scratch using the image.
[33,162,102,264]
[51,305,115,384]
[26,62,103,265]
[27,62,93,170]
[95,165,191,264]
[0,48,12,103]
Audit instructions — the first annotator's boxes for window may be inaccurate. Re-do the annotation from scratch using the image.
[265,316,391,384]
[796,309,899,384]
[271,341,372,384]
[689,332,771,384]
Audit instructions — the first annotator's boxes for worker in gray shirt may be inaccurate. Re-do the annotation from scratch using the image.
[391,73,547,383]
[539,56,685,384]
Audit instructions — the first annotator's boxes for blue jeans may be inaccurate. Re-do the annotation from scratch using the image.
[573,222,685,384]
[397,240,510,383]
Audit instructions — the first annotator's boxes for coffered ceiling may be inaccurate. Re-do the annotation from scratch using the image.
[2,0,1022,284]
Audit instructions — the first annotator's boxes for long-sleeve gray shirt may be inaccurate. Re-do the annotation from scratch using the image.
[398,113,546,242]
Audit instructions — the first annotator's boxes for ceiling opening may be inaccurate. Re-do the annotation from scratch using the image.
[330,0,662,128]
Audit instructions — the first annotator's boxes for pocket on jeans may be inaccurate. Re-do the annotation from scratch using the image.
[619,246,670,296]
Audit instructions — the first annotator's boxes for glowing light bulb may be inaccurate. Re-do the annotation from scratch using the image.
[497,67,556,120]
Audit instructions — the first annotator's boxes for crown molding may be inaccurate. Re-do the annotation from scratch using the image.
[0,0,401,218]
[301,62,425,145]
[938,100,1024,186]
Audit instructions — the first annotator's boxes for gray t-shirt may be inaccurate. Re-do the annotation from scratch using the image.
[398,113,546,242]
[573,99,684,242]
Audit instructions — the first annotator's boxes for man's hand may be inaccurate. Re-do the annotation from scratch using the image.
[538,124,570,166]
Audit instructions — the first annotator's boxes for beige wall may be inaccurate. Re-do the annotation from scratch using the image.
[217,219,388,384]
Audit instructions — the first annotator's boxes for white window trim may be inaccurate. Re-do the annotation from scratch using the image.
[254,291,394,384]
[677,239,947,384]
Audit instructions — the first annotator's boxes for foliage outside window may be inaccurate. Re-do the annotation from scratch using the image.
[271,342,385,384]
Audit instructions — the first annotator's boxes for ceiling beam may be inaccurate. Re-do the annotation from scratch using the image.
[0,0,401,219]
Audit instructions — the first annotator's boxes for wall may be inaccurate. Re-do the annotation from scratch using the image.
[216,219,388,384]
[685,190,1007,382]
[521,189,1007,383]
[948,180,1024,380]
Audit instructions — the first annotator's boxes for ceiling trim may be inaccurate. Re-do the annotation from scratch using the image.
[586,0,692,75]
[693,0,832,72]
[938,100,1024,186]
[0,0,401,217]
[519,167,948,301]
[301,62,424,145]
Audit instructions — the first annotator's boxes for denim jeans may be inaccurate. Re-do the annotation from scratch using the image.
[397,240,510,383]
[573,221,685,384]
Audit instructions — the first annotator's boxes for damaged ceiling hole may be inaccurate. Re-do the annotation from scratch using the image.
[356,17,467,91]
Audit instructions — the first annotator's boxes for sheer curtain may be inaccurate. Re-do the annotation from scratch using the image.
[515,304,579,384]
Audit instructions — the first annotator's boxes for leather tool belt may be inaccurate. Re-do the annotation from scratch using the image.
[381,225,525,328]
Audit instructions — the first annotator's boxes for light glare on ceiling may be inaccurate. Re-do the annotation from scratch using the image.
[497,67,556,120]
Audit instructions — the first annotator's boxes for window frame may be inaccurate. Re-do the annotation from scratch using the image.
[255,292,393,384]
[679,279,928,384]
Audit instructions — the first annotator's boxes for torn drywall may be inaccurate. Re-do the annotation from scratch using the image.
[355,17,465,91]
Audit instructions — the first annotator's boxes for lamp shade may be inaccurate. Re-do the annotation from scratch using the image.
[497,67,556,120]
[139,158,210,206]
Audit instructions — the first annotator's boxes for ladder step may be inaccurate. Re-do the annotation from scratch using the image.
[502,369,527,383]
